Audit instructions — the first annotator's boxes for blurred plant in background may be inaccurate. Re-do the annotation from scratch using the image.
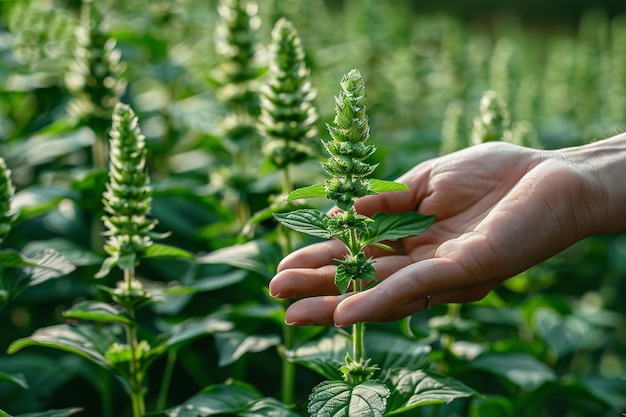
[0,0,625,416]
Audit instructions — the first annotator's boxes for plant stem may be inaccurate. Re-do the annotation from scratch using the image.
[281,314,296,405]
[352,278,365,364]
[156,349,177,411]
[124,268,145,417]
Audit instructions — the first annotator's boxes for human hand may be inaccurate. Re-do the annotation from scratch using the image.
[269,140,604,327]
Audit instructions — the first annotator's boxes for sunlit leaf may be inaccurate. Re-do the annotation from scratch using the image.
[286,184,326,200]
[160,381,260,416]
[63,301,131,324]
[23,248,76,286]
[369,179,409,193]
[196,240,282,280]
[364,212,435,245]
[469,352,556,390]
[308,379,390,417]
[286,332,350,381]
[273,209,331,239]
[214,331,281,366]
[384,368,477,413]
[144,244,194,259]
[7,324,119,370]
[155,315,234,354]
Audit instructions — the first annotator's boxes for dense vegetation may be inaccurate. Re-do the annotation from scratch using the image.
[0,0,625,416]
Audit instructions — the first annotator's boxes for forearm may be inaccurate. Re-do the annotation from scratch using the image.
[559,132,626,235]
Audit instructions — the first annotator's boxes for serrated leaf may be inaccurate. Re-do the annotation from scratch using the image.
[363,212,435,245]
[384,369,477,414]
[469,352,556,390]
[7,324,119,371]
[15,408,83,417]
[0,371,28,389]
[214,331,281,367]
[63,301,131,324]
[334,264,353,294]
[273,209,331,239]
[369,179,409,193]
[286,184,327,200]
[308,379,390,417]
[144,244,194,259]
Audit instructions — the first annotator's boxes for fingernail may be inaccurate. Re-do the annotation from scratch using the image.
[285,320,314,326]
[269,290,281,297]
[334,322,347,328]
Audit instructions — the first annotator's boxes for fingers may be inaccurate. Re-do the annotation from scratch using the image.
[281,256,499,327]
[270,253,417,299]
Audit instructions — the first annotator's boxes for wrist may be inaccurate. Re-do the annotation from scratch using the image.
[558,133,626,236]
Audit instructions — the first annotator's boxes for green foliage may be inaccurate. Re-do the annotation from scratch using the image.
[0,1,625,417]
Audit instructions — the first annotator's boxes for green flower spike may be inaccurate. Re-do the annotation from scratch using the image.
[275,69,434,295]
[65,0,127,130]
[0,158,17,245]
[470,89,512,145]
[97,103,157,277]
[322,69,378,211]
[259,17,318,169]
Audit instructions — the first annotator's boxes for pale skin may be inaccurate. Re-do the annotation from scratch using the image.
[269,133,626,327]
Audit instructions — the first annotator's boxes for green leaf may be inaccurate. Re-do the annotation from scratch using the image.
[154,315,234,355]
[384,369,477,414]
[273,209,331,239]
[369,179,409,193]
[94,255,118,279]
[63,301,132,324]
[144,244,194,259]
[23,248,76,286]
[533,307,606,358]
[0,371,28,389]
[0,249,41,268]
[286,332,350,381]
[7,324,119,371]
[364,331,432,371]
[21,239,102,266]
[286,184,327,200]
[0,409,10,417]
[196,240,282,280]
[161,381,261,416]
[235,397,302,416]
[15,408,83,417]
[308,379,390,417]
[214,331,281,367]
[469,352,556,390]
[334,264,353,294]
[364,212,435,245]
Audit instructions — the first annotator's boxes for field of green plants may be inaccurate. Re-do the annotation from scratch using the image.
[0,0,625,416]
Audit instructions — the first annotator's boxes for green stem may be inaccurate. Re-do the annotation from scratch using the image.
[352,278,365,364]
[441,303,462,351]
[156,349,177,411]
[124,268,145,417]
[281,314,296,405]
